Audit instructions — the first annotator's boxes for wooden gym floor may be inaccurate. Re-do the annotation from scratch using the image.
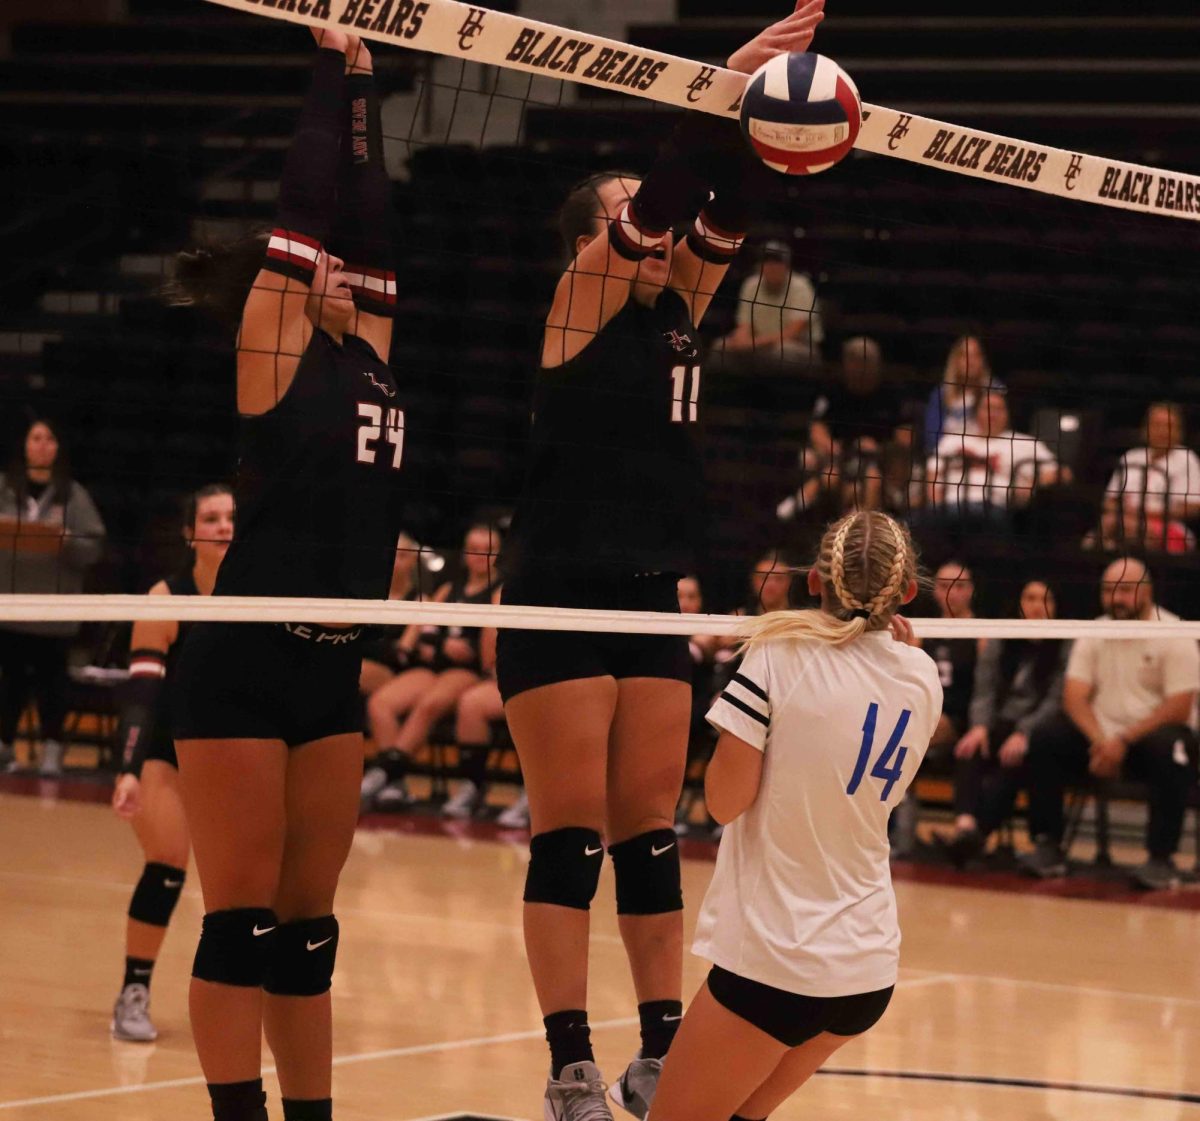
[1,787,1198,1121]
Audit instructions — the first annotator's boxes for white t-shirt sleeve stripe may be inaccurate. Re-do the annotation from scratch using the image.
[706,693,769,749]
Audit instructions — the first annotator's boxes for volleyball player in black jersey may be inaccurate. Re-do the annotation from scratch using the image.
[496,6,825,1119]
[109,484,234,1042]
[169,31,405,1121]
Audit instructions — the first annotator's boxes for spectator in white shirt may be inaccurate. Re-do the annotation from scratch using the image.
[1101,401,1200,553]
[1019,556,1200,891]
[926,391,1065,523]
[721,240,822,374]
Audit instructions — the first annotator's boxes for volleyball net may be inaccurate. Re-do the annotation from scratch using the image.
[4,0,1200,644]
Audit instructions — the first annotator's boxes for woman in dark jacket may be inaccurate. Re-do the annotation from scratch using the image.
[938,579,1067,867]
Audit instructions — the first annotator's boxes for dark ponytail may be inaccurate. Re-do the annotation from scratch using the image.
[557,170,639,262]
[165,232,270,330]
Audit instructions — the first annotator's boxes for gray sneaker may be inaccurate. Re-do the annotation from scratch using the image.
[1018,840,1068,879]
[545,1060,613,1121]
[610,1055,663,1120]
[497,791,530,829]
[111,983,158,1042]
[1130,857,1180,891]
[442,780,483,819]
[360,764,389,810]
[39,739,63,777]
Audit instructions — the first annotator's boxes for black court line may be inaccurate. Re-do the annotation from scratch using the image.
[818,1067,1200,1105]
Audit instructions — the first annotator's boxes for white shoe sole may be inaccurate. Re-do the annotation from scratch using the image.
[109,1018,158,1043]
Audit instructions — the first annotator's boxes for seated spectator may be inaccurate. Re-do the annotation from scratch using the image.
[441,594,504,822]
[0,417,106,775]
[891,560,981,856]
[925,390,1064,525]
[719,240,823,374]
[1020,557,1200,890]
[358,531,422,697]
[711,549,797,696]
[675,575,722,834]
[1098,401,1200,554]
[818,338,925,508]
[775,417,841,526]
[936,580,1067,867]
[360,522,501,810]
[923,335,1002,450]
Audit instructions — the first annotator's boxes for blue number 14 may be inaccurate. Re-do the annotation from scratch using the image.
[846,703,911,802]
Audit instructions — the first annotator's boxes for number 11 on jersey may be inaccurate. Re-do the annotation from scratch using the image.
[670,365,700,424]
[846,703,911,802]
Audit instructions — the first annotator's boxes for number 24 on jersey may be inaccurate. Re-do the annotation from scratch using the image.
[357,403,404,469]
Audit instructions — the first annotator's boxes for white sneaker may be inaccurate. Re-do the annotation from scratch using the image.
[39,739,63,777]
[442,780,484,818]
[497,791,530,829]
[111,983,158,1042]
[374,778,413,810]
[545,1060,613,1121]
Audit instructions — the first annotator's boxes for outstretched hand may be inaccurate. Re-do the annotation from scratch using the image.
[728,0,825,76]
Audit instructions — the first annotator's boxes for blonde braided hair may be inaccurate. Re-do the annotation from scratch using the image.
[740,512,919,649]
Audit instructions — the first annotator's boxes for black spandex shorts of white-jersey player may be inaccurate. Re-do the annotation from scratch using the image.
[706,965,893,1047]
[142,729,179,770]
[173,622,364,747]
[496,569,691,703]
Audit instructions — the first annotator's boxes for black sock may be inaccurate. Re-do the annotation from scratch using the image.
[544,1009,594,1075]
[208,1079,267,1121]
[638,999,683,1060]
[282,1099,333,1121]
[461,745,489,789]
[123,956,155,991]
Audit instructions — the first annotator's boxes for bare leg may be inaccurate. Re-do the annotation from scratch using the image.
[607,678,690,1005]
[366,667,434,750]
[505,678,616,1016]
[648,981,788,1121]
[262,733,362,1101]
[392,668,480,754]
[176,739,287,1085]
[127,760,190,961]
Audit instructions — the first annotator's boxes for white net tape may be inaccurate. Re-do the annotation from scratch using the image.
[0,594,1197,640]
[202,0,1200,222]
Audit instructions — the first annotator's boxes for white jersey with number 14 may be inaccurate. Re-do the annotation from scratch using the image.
[695,631,943,998]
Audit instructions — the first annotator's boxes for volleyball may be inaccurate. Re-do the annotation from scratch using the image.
[739,53,862,175]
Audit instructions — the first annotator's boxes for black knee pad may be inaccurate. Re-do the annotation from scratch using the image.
[609,829,682,915]
[192,908,278,987]
[524,827,605,910]
[128,862,186,927]
[262,915,339,997]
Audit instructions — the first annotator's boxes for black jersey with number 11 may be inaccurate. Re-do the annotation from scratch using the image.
[215,329,407,602]
[508,288,706,577]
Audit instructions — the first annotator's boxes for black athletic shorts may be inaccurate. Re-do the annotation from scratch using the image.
[173,622,365,748]
[707,965,894,1047]
[143,727,178,770]
[496,569,691,703]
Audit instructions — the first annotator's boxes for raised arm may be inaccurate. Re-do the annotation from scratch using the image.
[670,0,825,324]
[331,35,395,361]
[237,33,349,415]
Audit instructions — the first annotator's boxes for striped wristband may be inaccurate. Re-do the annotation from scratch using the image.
[264,227,322,286]
[685,210,746,264]
[343,264,397,316]
[607,201,670,261]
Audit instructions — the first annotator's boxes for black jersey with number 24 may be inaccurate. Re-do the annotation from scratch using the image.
[510,288,706,577]
[216,329,406,601]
